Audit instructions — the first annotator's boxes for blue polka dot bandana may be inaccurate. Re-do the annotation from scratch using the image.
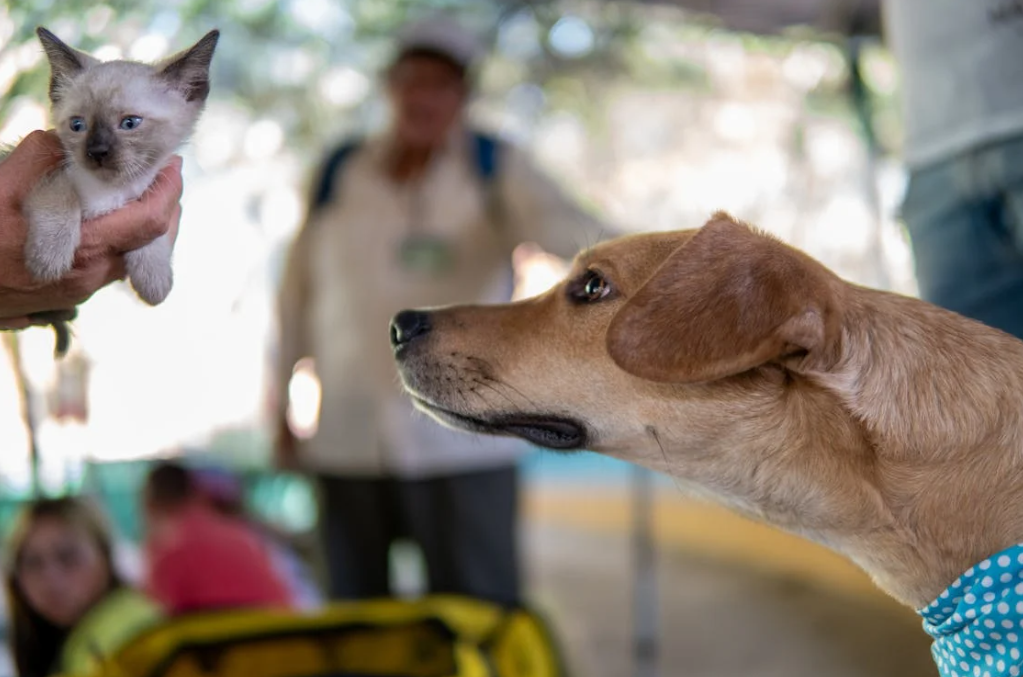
[918,544,1023,677]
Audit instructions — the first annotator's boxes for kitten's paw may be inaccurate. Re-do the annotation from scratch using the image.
[24,212,81,282]
[129,265,174,305]
[125,236,174,305]
[23,174,82,282]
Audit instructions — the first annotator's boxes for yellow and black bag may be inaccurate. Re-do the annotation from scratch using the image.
[78,596,565,677]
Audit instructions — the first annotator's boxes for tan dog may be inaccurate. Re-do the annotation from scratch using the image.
[390,212,1023,613]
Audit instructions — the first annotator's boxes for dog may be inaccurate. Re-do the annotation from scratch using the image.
[391,212,1023,676]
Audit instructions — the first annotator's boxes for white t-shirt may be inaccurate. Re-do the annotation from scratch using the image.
[883,0,1023,168]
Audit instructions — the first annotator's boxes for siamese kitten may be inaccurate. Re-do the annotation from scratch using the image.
[23,27,218,356]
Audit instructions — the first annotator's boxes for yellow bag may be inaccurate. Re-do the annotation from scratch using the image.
[75,596,565,677]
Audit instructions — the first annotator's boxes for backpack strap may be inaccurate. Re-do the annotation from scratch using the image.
[310,140,363,212]
[471,132,506,241]
[308,132,502,214]
[472,132,500,186]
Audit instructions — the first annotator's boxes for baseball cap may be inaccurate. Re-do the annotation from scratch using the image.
[394,15,485,70]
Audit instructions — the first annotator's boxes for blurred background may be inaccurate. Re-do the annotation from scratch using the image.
[0,0,935,675]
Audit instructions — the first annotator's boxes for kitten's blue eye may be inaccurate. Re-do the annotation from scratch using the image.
[69,117,86,133]
[119,116,142,130]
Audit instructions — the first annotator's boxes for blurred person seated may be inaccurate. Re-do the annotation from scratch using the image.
[141,461,292,615]
[191,465,324,610]
[3,497,163,677]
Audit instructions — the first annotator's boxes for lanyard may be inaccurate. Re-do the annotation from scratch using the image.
[396,161,457,275]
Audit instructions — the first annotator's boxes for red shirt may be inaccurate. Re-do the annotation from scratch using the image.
[145,504,291,615]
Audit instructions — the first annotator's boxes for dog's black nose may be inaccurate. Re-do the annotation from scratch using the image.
[390,310,432,347]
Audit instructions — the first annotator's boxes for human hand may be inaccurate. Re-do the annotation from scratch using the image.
[511,241,570,301]
[0,130,183,329]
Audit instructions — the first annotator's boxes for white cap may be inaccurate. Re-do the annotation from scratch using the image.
[394,15,485,70]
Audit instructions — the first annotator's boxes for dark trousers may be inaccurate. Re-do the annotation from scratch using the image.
[315,466,521,607]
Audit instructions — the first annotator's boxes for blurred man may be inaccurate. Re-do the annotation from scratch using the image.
[275,15,609,605]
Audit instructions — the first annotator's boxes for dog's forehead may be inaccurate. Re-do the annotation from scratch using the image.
[576,230,697,279]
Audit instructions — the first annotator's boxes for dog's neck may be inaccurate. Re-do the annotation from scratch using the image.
[633,287,1023,609]
[808,288,1023,607]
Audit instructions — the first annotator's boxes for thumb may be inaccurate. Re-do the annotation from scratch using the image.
[1,131,64,197]
[512,241,546,270]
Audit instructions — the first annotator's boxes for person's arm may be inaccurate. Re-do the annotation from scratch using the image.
[273,220,314,466]
[0,130,183,328]
[497,144,617,262]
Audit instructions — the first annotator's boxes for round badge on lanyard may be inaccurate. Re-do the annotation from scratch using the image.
[398,233,455,275]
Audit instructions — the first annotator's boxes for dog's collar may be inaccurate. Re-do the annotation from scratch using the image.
[918,544,1023,677]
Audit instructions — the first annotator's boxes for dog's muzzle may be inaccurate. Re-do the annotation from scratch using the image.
[389,308,590,451]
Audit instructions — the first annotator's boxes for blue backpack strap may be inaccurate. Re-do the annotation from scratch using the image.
[472,131,506,237]
[472,132,500,186]
[310,140,362,212]
[471,131,515,300]
[310,133,498,213]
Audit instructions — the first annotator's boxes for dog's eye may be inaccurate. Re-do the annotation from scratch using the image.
[573,270,612,303]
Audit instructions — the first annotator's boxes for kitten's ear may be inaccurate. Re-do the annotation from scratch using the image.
[36,27,98,104]
[159,30,219,103]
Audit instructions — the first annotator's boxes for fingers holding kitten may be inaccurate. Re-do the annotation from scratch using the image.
[1,131,64,195]
[164,201,183,248]
[0,316,33,331]
[79,155,184,256]
[26,155,180,311]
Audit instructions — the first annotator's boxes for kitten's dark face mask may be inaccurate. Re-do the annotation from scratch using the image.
[84,120,117,169]
[61,103,166,181]
[76,116,120,173]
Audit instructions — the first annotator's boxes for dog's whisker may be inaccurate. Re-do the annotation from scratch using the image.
[492,380,541,410]
[452,361,541,410]
[649,425,685,497]
[463,368,541,410]
[464,372,530,407]
[472,379,519,409]
[453,386,472,412]
[468,388,493,409]
[459,366,495,382]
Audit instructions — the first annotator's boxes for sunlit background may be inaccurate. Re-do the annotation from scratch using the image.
[0,0,912,491]
[0,1,937,675]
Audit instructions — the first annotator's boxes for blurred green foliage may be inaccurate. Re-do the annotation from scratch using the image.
[1,0,901,161]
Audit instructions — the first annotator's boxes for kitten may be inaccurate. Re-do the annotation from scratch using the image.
[23,27,219,356]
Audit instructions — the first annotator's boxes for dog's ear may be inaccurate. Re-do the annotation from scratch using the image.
[606,213,844,384]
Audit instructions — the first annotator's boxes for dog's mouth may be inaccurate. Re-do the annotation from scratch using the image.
[411,397,587,450]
